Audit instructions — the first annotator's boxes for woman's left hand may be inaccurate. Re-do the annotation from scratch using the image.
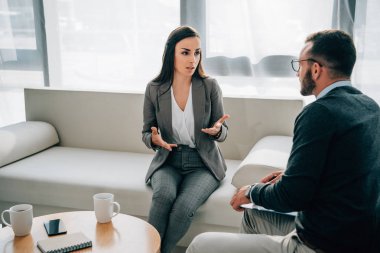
[201,114,230,136]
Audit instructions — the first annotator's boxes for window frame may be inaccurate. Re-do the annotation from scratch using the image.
[0,0,49,86]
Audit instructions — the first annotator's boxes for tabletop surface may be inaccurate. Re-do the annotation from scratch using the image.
[0,211,160,253]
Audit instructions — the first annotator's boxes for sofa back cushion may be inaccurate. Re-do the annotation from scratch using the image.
[0,121,59,167]
[24,88,303,160]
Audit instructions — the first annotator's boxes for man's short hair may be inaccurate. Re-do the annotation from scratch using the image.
[306,30,356,78]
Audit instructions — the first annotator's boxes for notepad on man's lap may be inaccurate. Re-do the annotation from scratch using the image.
[241,203,298,217]
[37,232,92,253]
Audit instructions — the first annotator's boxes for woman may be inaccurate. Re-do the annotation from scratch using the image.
[142,26,229,253]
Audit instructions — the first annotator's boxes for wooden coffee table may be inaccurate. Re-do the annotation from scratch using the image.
[0,211,160,253]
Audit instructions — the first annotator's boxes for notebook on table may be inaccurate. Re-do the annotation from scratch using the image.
[37,232,92,253]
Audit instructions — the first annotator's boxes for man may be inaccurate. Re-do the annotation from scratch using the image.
[186,30,380,253]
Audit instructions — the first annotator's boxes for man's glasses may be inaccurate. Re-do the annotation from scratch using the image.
[291,58,323,72]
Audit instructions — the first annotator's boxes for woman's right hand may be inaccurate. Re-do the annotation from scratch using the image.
[151,127,178,151]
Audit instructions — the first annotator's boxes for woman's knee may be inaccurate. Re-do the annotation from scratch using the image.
[151,184,177,205]
[170,198,200,219]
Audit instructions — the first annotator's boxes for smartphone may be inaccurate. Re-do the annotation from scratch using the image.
[43,219,67,236]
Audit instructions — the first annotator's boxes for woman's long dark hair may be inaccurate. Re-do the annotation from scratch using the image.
[152,26,207,83]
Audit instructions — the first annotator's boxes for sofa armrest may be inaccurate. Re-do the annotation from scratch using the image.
[231,136,292,188]
[0,121,59,167]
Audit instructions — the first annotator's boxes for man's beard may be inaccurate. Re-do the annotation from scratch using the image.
[300,69,316,96]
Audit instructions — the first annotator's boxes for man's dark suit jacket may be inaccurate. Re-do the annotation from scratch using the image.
[251,86,380,253]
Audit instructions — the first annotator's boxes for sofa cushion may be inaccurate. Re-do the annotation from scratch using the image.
[0,146,242,228]
[231,136,293,188]
[0,121,59,168]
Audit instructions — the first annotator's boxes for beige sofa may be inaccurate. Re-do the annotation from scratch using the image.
[0,88,303,246]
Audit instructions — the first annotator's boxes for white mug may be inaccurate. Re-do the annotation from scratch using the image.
[93,193,120,223]
[1,204,33,236]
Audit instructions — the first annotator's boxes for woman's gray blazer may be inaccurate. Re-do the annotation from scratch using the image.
[142,76,228,182]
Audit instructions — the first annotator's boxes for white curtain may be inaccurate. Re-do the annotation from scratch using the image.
[206,0,333,64]
[44,0,179,90]
[353,0,380,103]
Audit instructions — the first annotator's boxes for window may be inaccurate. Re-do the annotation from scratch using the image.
[0,0,45,88]
[0,0,47,127]
[44,0,179,91]
[204,0,333,97]
[206,0,333,62]
[1,0,380,107]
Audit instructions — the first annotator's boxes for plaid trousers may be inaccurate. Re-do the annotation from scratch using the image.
[148,145,220,253]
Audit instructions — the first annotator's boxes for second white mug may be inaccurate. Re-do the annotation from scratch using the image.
[93,193,120,223]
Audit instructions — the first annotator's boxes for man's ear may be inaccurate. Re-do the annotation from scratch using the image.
[312,62,322,80]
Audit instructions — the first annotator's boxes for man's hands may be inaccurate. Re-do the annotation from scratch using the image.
[151,127,177,151]
[201,114,230,136]
[230,185,251,212]
[230,171,283,212]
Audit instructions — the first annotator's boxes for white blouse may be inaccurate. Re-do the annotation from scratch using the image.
[171,84,196,148]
